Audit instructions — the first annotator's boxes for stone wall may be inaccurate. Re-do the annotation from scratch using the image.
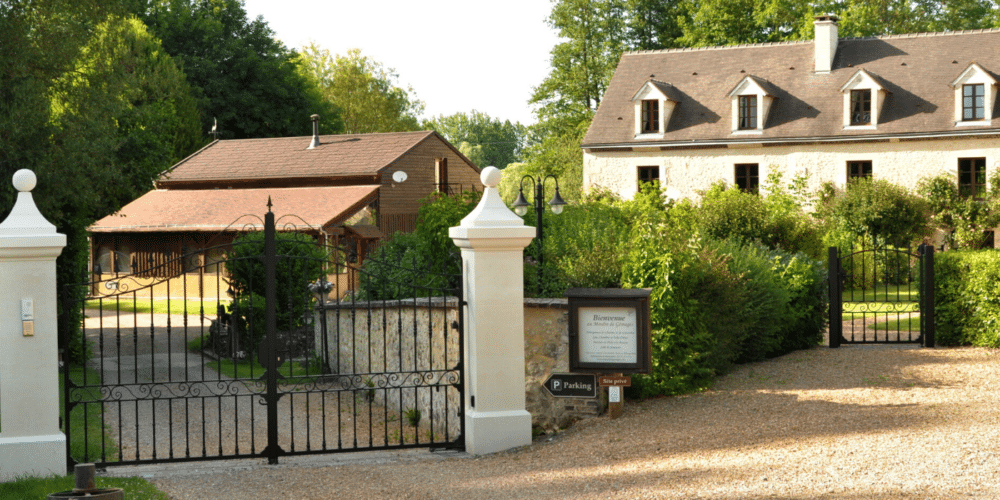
[316,297,462,439]
[585,137,1000,200]
[316,297,608,438]
[523,298,606,433]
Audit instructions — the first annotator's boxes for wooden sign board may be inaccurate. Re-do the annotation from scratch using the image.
[599,375,631,387]
[567,288,652,374]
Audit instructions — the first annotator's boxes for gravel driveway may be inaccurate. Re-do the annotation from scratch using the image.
[113,345,1000,499]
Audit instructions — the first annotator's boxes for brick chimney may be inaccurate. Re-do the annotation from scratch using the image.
[814,15,839,74]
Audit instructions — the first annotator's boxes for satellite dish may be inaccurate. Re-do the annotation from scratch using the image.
[392,171,408,183]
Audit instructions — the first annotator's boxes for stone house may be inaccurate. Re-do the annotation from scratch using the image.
[583,16,1000,246]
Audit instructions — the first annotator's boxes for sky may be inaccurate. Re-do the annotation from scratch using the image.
[241,0,561,126]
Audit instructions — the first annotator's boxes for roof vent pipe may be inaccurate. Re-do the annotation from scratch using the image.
[814,15,839,74]
[308,114,320,149]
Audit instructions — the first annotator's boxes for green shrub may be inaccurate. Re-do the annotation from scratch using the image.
[224,231,327,354]
[696,175,824,260]
[934,250,1000,347]
[829,178,929,247]
[356,191,480,300]
[622,203,827,399]
[531,196,631,296]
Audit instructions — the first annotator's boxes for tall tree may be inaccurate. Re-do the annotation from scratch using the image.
[422,111,530,169]
[132,0,341,139]
[1,1,203,362]
[297,45,424,134]
[677,0,814,47]
[626,0,686,50]
[531,0,627,127]
[51,15,201,213]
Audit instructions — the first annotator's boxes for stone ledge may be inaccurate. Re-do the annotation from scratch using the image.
[524,298,568,309]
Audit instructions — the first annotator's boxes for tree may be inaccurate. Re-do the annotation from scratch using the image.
[132,0,341,139]
[677,0,815,47]
[1,1,204,362]
[297,45,424,134]
[51,15,201,215]
[422,111,530,169]
[625,0,686,50]
[830,178,929,247]
[531,0,626,126]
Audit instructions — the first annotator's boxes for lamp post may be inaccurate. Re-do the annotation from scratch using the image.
[511,174,566,295]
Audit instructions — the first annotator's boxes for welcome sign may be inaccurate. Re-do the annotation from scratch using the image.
[566,288,652,374]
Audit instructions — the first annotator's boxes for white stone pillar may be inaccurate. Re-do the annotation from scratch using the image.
[0,169,67,480]
[449,166,535,455]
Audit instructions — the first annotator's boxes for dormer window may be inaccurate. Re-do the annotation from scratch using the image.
[849,90,871,125]
[840,69,887,129]
[728,75,775,133]
[963,84,986,121]
[641,99,659,132]
[738,96,757,130]
[950,63,996,126]
[631,80,679,137]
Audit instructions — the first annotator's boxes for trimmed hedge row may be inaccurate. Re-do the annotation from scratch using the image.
[934,250,1000,347]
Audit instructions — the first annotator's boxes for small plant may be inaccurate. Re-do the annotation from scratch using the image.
[363,377,376,401]
[298,350,326,375]
[404,407,421,428]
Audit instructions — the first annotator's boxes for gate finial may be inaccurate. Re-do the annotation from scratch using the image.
[267,196,273,212]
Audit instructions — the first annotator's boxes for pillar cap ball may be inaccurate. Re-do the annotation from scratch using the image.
[13,169,36,192]
[480,166,501,188]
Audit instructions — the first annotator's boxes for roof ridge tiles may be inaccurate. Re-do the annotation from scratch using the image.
[626,27,1000,57]
[625,40,810,56]
[840,26,1000,42]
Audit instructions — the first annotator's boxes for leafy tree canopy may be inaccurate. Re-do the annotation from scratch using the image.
[131,0,341,139]
[422,111,530,169]
[297,44,423,134]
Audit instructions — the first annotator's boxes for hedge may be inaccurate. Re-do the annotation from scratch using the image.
[933,250,1000,347]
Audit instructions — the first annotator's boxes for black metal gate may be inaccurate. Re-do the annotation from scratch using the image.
[828,241,934,347]
[62,206,464,468]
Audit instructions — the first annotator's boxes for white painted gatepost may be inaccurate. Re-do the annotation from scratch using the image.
[450,167,535,455]
[0,169,67,480]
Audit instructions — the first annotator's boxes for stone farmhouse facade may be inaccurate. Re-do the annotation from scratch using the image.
[583,16,999,245]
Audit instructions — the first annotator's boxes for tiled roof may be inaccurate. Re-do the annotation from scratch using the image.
[159,130,442,184]
[584,29,1000,147]
[90,186,378,233]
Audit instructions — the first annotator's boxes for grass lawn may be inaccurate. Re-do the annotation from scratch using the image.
[207,356,326,381]
[62,365,119,464]
[869,315,922,331]
[841,285,920,320]
[85,297,229,316]
[0,475,168,499]
[0,366,170,499]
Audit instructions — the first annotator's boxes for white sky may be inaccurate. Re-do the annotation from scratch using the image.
[241,0,561,126]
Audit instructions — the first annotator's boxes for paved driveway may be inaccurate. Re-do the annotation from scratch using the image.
[99,345,1000,499]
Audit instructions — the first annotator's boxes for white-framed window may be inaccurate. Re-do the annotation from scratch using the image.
[727,76,774,133]
[839,69,887,129]
[951,64,997,126]
[631,80,678,137]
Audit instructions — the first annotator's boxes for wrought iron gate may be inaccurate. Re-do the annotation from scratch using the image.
[827,241,934,347]
[62,207,464,468]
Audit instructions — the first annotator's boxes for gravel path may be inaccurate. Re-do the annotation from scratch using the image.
[121,345,1000,499]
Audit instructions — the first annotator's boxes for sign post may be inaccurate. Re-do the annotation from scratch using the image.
[566,288,651,420]
[599,374,632,419]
